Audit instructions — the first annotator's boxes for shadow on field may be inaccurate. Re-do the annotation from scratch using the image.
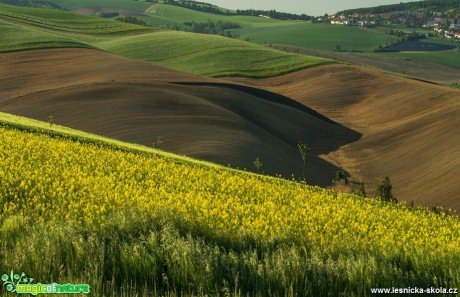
[0,48,361,188]
[174,82,362,186]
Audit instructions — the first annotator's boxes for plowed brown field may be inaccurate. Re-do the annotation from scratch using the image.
[230,65,460,209]
[0,48,358,187]
[1,48,459,209]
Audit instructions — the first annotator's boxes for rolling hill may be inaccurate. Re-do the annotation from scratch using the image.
[142,3,287,28]
[21,0,458,75]
[0,48,354,187]
[0,3,152,37]
[230,65,460,209]
[1,3,458,209]
[1,1,460,295]
[338,0,460,15]
[1,110,459,296]
[0,4,331,77]
[39,0,398,53]
[44,0,152,11]
[1,47,459,210]
[140,3,398,52]
[95,31,331,77]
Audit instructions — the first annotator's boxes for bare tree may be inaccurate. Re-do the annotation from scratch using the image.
[297,141,310,181]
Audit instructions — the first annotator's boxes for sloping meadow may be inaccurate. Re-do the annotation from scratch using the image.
[0,118,459,296]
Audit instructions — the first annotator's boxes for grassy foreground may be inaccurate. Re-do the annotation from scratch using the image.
[0,112,459,296]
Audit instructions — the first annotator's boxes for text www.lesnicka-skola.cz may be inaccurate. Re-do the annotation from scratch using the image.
[371,287,458,294]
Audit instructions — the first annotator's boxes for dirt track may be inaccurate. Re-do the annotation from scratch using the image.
[1,48,459,209]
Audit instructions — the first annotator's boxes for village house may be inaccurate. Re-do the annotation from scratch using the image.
[450,23,460,31]
[445,30,455,39]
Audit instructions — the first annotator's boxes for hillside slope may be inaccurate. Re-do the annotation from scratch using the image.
[0,4,331,77]
[1,112,459,296]
[95,30,330,77]
[230,65,460,209]
[1,47,458,208]
[0,48,357,186]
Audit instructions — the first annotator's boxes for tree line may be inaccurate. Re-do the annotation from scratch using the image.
[236,9,312,21]
[115,16,147,26]
[161,0,312,21]
[338,0,460,15]
[184,19,240,35]
[164,0,232,15]
[184,20,241,34]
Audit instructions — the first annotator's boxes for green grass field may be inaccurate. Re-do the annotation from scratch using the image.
[142,4,396,51]
[45,0,153,11]
[0,19,90,51]
[0,112,459,296]
[7,2,399,53]
[139,3,293,32]
[386,50,460,69]
[0,4,151,34]
[231,23,399,52]
[145,3,287,28]
[0,4,332,77]
[96,30,332,77]
[16,1,451,57]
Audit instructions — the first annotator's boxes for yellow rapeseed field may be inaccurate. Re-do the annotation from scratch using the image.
[1,126,460,265]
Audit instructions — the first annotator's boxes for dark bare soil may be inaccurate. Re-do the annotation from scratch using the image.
[0,48,358,187]
[230,64,460,209]
[1,48,459,209]
[384,41,457,51]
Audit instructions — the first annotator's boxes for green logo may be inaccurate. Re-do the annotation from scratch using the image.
[2,271,90,295]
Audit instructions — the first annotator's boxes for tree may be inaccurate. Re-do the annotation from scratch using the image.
[253,157,263,173]
[357,182,366,197]
[335,169,347,183]
[297,141,310,181]
[375,176,397,202]
[153,136,163,149]
[47,115,53,128]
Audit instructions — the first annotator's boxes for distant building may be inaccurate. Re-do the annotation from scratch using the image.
[450,23,460,30]
[445,31,454,39]
[358,20,374,27]
[435,17,447,24]
[424,21,435,28]
[343,19,357,26]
